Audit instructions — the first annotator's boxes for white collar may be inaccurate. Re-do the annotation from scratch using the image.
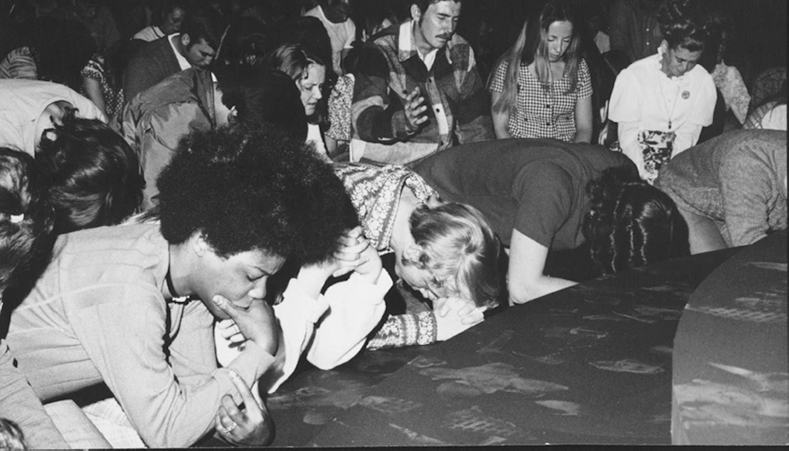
[654,46,691,87]
[168,33,192,71]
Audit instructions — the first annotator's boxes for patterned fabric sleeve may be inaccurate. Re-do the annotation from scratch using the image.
[80,58,103,82]
[326,74,354,142]
[487,58,508,93]
[334,163,437,251]
[713,64,751,124]
[365,311,437,350]
[578,58,593,98]
[0,47,37,80]
[742,101,775,130]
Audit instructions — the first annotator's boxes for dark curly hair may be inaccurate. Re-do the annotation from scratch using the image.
[156,123,358,263]
[658,0,710,52]
[35,112,144,234]
[582,166,689,275]
[214,16,268,68]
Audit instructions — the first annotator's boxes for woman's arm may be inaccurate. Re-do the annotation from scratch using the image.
[82,76,107,117]
[617,120,644,178]
[507,229,577,305]
[490,90,513,139]
[573,94,593,143]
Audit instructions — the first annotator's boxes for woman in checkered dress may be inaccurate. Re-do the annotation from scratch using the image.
[488,0,593,143]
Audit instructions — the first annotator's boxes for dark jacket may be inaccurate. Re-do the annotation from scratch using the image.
[123,36,182,101]
[113,68,215,210]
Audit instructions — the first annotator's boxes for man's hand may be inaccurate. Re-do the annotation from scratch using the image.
[403,87,428,132]
[434,297,486,341]
[212,296,278,356]
[216,370,274,446]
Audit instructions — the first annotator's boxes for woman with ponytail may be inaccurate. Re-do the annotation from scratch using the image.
[488,0,593,143]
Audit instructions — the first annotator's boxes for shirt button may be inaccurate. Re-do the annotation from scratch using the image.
[435,108,440,113]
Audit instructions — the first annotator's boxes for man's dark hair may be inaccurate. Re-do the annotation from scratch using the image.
[213,16,268,67]
[156,0,188,23]
[412,0,462,14]
[180,6,228,50]
[276,16,334,80]
[36,113,144,234]
[157,124,358,263]
[215,65,308,142]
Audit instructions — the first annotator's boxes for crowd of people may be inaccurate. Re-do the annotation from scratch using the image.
[0,0,785,448]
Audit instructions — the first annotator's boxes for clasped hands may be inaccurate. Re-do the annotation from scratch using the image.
[433,296,487,342]
[212,226,380,445]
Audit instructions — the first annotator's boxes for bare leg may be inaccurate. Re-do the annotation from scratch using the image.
[678,207,727,254]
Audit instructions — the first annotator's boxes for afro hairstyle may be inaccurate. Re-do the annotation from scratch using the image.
[156,123,358,263]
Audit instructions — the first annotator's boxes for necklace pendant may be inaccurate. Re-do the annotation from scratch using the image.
[668,120,672,130]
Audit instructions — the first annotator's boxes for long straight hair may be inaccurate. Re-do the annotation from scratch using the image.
[491,0,581,116]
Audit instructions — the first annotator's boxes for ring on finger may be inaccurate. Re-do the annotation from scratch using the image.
[221,421,238,434]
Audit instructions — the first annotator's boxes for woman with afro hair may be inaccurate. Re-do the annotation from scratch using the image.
[4,124,391,448]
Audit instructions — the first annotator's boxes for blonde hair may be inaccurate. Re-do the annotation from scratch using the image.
[401,202,501,309]
[490,0,582,117]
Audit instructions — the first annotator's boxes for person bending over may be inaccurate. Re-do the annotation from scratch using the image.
[35,113,144,234]
[655,129,786,254]
[335,163,501,349]
[414,138,687,304]
[216,162,500,386]
[0,148,67,449]
[4,124,376,447]
[0,79,105,157]
[115,65,305,210]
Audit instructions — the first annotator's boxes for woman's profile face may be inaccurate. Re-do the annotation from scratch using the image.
[545,20,573,62]
[661,45,702,78]
[297,63,326,116]
[395,259,443,301]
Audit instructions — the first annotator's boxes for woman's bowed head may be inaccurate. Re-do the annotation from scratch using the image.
[396,199,502,311]
[582,166,689,275]
[657,0,710,79]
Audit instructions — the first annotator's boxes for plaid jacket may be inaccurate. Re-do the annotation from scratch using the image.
[351,21,493,166]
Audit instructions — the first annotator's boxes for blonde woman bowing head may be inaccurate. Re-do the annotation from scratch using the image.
[488,0,593,143]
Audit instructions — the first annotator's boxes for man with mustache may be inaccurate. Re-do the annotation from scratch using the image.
[350,0,493,166]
